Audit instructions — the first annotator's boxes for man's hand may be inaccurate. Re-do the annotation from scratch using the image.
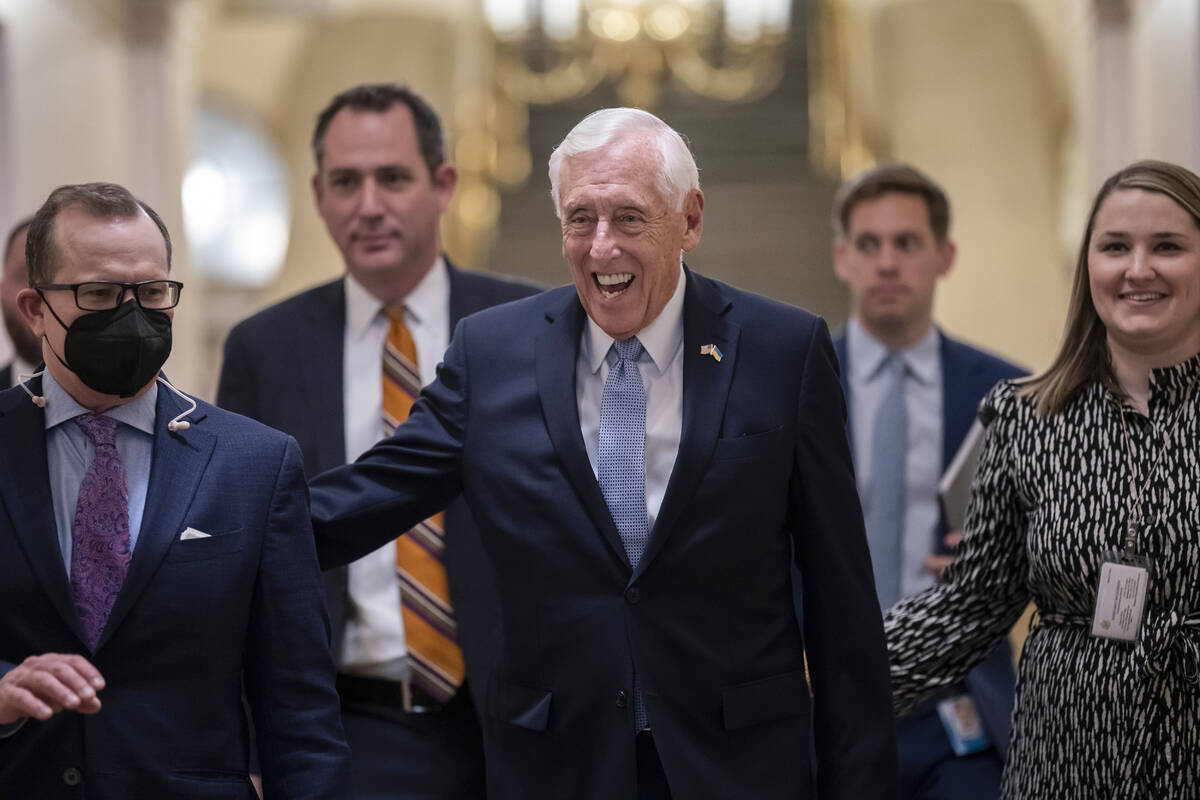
[0,654,105,725]
[922,531,964,582]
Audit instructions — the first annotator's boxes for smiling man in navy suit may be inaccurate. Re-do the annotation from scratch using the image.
[0,183,350,799]
[308,107,898,800]
[831,164,1024,800]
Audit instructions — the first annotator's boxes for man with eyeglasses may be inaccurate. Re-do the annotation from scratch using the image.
[0,182,352,799]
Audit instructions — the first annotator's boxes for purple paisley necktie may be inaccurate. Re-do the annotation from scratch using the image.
[70,413,131,651]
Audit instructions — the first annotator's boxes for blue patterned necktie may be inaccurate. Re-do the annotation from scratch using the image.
[598,336,649,729]
[599,337,649,567]
[866,355,907,610]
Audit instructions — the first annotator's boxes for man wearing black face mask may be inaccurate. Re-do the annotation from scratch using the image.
[0,183,352,799]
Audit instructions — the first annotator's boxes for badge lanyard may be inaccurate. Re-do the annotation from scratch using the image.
[1091,384,1194,643]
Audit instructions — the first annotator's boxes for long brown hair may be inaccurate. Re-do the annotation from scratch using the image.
[1021,160,1200,416]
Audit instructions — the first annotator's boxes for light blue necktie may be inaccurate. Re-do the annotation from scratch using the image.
[598,337,649,729]
[866,354,907,610]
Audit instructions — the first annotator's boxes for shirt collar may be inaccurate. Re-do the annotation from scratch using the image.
[41,368,158,434]
[401,256,448,328]
[344,256,448,335]
[584,262,686,374]
[847,317,940,385]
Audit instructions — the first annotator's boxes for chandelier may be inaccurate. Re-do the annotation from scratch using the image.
[482,0,793,109]
[443,1,792,269]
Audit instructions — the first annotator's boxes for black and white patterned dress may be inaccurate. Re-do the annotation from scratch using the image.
[884,355,1200,799]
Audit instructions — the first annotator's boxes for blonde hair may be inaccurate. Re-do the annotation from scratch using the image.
[1021,160,1200,415]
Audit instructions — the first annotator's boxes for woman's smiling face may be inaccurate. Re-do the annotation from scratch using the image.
[1088,188,1200,364]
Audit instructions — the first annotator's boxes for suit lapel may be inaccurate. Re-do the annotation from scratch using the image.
[0,380,84,642]
[637,271,738,577]
[305,281,347,474]
[534,294,631,568]
[446,258,473,327]
[99,387,215,649]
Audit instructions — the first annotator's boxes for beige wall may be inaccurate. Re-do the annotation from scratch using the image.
[6,0,1200,398]
[196,8,495,304]
[0,1,492,400]
[190,7,490,398]
[1132,0,1200,169]
[860,0,1073,373]
[0,0,201,392]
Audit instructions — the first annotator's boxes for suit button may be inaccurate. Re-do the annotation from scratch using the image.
[625,587,641,605]
[616,690,628,709]
[62,767,82,786]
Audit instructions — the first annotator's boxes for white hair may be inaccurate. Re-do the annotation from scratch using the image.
[547,107,700,217]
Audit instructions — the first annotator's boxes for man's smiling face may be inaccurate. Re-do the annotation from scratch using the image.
[558,135,702,340]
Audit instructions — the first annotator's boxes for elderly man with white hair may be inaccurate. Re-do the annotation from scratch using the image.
[308,107,899,800]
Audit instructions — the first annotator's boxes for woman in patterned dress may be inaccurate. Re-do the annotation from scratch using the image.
[885,160,1200,799]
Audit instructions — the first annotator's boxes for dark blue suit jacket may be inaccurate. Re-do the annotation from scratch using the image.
[834,330,1025,754]
[216,263,539,715]
[309,270,899,800]
[0,378,351,800]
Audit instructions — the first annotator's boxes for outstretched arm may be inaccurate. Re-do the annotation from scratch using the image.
[885,384,1031,715]
[309,319,471,568]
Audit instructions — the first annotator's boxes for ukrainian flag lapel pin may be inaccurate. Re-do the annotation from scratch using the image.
[700,344,723,362]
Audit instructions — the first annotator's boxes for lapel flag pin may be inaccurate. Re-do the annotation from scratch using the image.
[700,344,723,362]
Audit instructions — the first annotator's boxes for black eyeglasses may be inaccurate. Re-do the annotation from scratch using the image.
[35,280,184,311]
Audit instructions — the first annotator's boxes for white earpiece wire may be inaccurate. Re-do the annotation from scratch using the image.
[18,369,47,408]
[18,369,195,431]
[157,375,197,432]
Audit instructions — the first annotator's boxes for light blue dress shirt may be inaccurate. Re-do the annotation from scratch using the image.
[42,370,158,573]
[577,263,686,532]
[846,319,943,598]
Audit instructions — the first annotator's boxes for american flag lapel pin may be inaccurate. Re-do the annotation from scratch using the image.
[700,343,723,362]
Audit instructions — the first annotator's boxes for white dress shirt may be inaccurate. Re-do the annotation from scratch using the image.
[846,318,943,598]
[576,264,686,533]
[340,259,451,678]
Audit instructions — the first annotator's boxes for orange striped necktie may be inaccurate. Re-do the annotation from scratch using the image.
[383,307,465,702]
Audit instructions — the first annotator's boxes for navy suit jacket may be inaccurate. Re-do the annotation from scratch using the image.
[216,262,539,712]
[0,365,10,390]
[309,270,900,800]
[0,378,351,800]
[834,330,1025,754]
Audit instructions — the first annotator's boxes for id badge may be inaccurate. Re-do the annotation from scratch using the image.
[1090,553,1151,642]
[936,695,990,756]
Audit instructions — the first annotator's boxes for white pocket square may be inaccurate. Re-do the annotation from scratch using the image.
[179,527,211,541]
